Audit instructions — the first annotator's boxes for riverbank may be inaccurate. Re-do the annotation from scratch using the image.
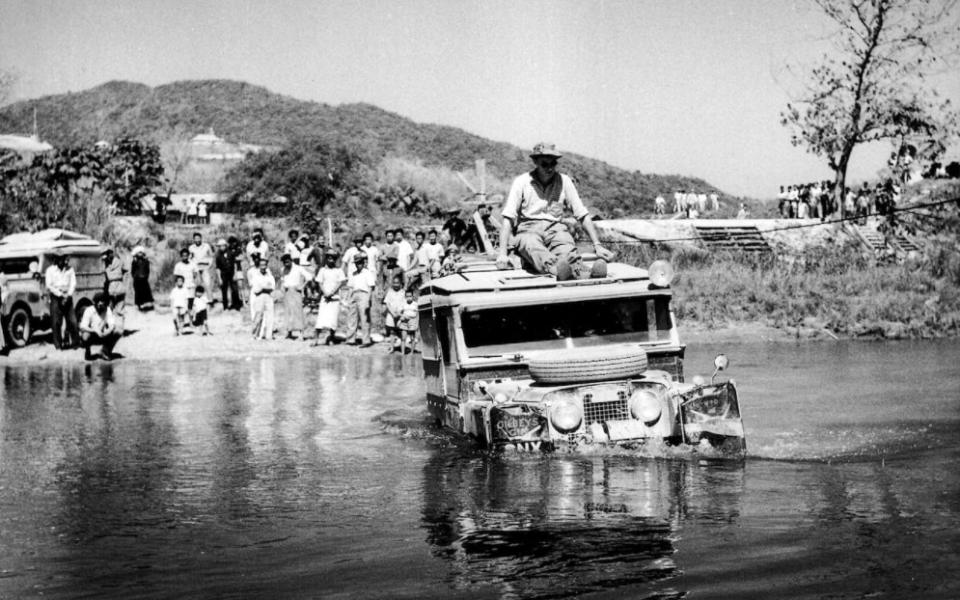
[0,304,937,367]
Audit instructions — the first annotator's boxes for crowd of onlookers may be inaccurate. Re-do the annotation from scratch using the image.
[777,179,901,222]
[156,204,504,352]
[656,190,720,218]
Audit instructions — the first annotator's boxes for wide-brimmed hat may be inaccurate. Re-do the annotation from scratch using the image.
[530,142,562,159]
[324,248,339,257]
[132,245,146,256]
[216,238,227,246]
[100,247,113,256]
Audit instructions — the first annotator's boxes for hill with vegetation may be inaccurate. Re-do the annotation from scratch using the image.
[0,79,724,216]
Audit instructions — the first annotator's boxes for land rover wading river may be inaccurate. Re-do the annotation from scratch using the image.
[418,256,745,454]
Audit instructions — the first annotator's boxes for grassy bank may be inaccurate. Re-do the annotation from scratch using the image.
[615,241,960,340]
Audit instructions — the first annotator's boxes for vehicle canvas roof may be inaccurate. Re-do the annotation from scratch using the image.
[0,228,105,258]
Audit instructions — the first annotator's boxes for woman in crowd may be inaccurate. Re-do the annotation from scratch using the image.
[131,246,154,311]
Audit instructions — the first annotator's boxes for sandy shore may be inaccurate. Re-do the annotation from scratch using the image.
[0,304,813,367]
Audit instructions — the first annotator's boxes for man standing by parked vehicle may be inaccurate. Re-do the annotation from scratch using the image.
[101,248,127,332]
[215,239,242,310]
[44,251,80,350]
[496,142,614,280]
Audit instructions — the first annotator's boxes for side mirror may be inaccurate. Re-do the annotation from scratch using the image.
[28,260,39,274]
[711,354,728,383]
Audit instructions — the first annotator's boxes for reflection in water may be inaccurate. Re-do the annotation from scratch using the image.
[422,451,744,599]
[0,342,957,599]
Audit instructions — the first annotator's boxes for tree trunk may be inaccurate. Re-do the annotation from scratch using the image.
[835,144,854,221]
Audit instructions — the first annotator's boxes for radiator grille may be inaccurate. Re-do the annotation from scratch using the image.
[583,394,630,424]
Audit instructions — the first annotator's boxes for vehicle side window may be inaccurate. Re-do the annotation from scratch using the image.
[0,258,35,275]
[420,309,438,360]
[438,314,454,365]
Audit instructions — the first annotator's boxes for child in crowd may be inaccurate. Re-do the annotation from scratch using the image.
[382,276,406,352]
[193,285,212,336]
[440,244,462,276]
[170,275,190,335]
[398,289,419,354]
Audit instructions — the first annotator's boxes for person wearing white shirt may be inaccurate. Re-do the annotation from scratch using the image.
[361,233,381,278]
[44,252,80,350]
[394,228,415,274]
[654,195,666,216]
[188,233,214,301]
[421,230,444,278]
[245,229,269,268]
[343,253,376,346]
[79,292,120,360]
[279,254,308,339]
[169,275,191,335]
[284,229,302,262]
[709,192,719,212]
[249,258,276,340]
[173,248,197,303]
[341,237,363,276]
[313,249,347,345]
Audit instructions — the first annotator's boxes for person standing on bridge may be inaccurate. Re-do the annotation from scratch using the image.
[496,142,614,281]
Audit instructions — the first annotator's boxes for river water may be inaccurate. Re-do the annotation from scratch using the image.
[0,340,958,599]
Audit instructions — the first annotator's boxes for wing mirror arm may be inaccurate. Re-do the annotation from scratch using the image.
[711,353,728,384]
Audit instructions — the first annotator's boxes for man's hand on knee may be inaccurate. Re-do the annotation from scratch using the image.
[593,243,615,261]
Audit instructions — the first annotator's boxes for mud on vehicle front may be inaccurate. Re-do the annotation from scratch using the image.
[418,257,745,454]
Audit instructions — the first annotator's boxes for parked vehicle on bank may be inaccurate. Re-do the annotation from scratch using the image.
[0,229,106,347]
[418,256,745,454]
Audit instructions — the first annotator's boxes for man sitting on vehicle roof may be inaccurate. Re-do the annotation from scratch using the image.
[496,142,614,281]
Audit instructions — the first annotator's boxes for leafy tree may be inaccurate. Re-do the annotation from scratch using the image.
[781,0,960,214]
[219,137,368,232]
[0,138,165,235]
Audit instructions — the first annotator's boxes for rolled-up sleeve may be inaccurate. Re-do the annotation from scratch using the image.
[562,175,589,220]
[501,177,524,221]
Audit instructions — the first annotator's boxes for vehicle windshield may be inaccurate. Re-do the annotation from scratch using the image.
[461,296,673,355]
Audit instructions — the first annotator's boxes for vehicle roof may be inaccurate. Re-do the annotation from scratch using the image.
[420,257,668,308]
[0,229,105,259]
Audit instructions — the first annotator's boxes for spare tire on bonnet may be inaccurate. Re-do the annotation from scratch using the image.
[528,346,648,384]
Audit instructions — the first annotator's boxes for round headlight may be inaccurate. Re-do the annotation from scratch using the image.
[550,399,583,433]
[630,390,662,426]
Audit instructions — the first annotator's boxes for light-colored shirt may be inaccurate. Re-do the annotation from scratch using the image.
[249,269,276,295]
[281,264,308,291]
[169,286,190,310]
[173,261,196,291]
[315,267,346,298]
[189,242,214,265]
[383,288,405,317]
[362,245,381,275]
[421,241,443,275]
[396,239,415,271]
[284,241,301,260]
[246,240,269,263]
[348,268,376,294]
[104,256,126,295]
[193,295,209,313]
[45,264,77,298]
[342,247,361,274]
[80,305,116,334]
[502,171,588,223]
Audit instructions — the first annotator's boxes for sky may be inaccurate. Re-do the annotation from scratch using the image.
[1,0,958,198]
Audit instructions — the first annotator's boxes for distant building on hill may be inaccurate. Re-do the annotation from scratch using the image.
[0,133,53,165]
[189,128,261,162]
